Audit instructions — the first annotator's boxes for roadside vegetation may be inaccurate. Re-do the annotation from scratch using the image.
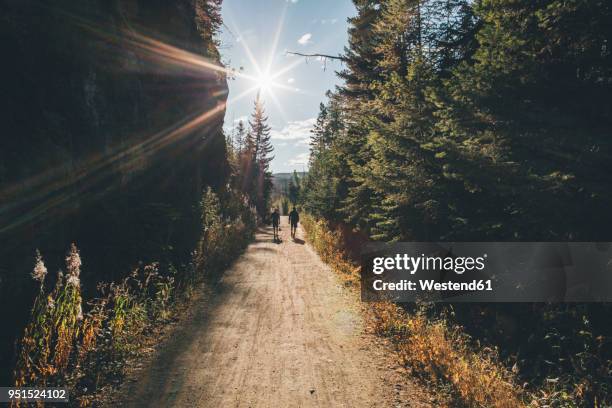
[299,1,612,406]
[301,215,609,407]
[13,187,256,406]
[10,83,278,405]
[1,0,229,386]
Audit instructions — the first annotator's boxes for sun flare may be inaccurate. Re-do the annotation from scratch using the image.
[225,1,307,118]
[256,71,274,93]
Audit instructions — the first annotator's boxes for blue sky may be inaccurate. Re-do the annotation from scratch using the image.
[219,0,355,173]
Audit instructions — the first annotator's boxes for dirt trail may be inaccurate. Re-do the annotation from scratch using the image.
[113,218,430,407]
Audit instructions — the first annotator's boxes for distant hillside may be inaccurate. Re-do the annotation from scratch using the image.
[272,171,307,196]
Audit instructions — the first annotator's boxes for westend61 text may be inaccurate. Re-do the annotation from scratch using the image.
[372,279,493,292]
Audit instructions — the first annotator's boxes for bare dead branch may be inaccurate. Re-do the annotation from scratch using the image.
[286,51,345,61]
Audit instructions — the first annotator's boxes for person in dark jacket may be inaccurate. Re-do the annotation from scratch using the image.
[288,207,300,239]
[271,208,280,242]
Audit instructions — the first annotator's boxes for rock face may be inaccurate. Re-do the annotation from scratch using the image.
[0,0,228,381]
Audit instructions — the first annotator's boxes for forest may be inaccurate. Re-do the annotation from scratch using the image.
[300,0,612,406]
[304,0,612,241]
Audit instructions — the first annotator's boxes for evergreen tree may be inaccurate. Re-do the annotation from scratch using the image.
[334,1,385,232]
[430,0,612,239]
[237,120,257,200]
[337,0,384,101]
[362,0,443,240]
[302,94,349,222]
[247,95,274,216]
[309,103,330,158]
[306,0,612,240]
[234,120,246,155]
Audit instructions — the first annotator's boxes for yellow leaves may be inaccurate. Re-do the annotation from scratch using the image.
[376,305,524,407]
[301,214,361,285]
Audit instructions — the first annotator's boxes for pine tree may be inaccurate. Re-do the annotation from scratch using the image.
[309,103,329,159]
[426,0,477,74]
[195,0,224,58]
[334,1,386,232]
[234,120,246,155]
[305,0,612,241]
[301,93,349,222]
[359,0,442,240]
[246,94,274,216]
[237,120,256,200]
[338,0,384,101]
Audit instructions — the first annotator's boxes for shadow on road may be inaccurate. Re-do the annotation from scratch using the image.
[117,246,251,406]
[252,246,276,252]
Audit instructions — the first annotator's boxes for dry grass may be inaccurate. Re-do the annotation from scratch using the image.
[302,214,526,408]
[13,189,256,406]
[301,215,360,284]
[370,302,524,408]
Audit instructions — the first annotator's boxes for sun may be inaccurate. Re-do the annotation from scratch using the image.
[224,2,306,114]
[256,71,274,93]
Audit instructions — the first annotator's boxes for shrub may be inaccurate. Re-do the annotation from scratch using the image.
[302,214,526,407]
[14,245,85,391]
[371,302,523,407]
[13,188,256,404]
[300,214,359,283]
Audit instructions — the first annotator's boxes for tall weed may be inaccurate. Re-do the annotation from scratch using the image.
[13,188,256,405]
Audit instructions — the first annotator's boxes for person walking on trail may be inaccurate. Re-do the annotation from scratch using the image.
[271,208,280,242]
[289,207,300,239]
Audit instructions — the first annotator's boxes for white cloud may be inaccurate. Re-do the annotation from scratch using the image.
[287,0,298,2]
[287,152,310,166]
[330,18,338,24]
[297,33,312,45]
[287,78,295,84]
[270,118,316,141]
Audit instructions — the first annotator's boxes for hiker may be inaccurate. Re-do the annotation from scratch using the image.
[288,206,300,239]
[271,208,280,241]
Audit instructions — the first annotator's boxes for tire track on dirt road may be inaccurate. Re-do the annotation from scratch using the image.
[111,218,432,407]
